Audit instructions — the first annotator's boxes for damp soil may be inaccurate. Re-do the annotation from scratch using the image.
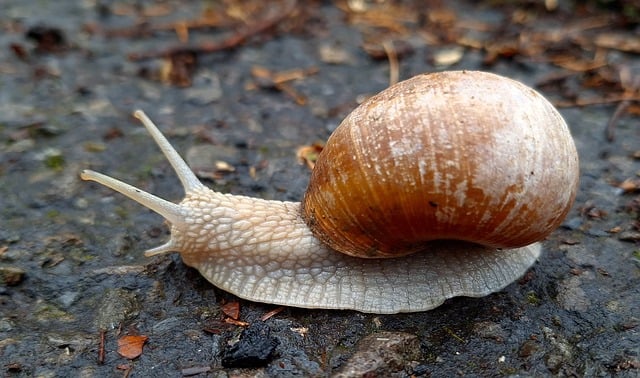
[1,1,639,377]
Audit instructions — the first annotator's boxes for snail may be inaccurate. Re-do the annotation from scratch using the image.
[81,71,579,314]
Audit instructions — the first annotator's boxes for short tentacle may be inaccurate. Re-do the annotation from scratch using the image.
[144,239,179,256]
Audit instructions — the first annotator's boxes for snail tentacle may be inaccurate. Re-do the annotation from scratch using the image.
[80,169,183,225]
[82,110,210,256]
[144,240,180,257]
[133,110,205,194]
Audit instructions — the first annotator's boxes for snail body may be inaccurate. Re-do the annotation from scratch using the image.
[81,71,578,313]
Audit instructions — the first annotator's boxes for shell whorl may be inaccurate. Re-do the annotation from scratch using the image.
[302,71,579,258]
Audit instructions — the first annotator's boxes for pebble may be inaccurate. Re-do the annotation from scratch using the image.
[556,272,593,312]
[94,288,141,330]
[473,321,506,341]
[0,266,26,286]
[619,231,640,242]
[333,332,420,377]
[221,322,279,368]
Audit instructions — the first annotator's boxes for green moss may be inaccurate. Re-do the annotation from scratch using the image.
[115,206,130,219]
[69,247,94,263]
[83,141,107,152]
[527,291,541,305]
[35,302,74,321]
[44,151,65,171]
[500,367,518,375]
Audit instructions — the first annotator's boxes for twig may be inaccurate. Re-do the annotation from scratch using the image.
[605,100,631,142]
[247,66,318,105]
[106,12,230,39]
[554,95,640,108]
[260,306,285,321]
[606,67,640,142]
[128,0,297,61]
[382,40,399,86]
[98,329,106,364]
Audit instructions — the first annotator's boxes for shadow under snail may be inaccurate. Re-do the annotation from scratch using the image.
[81,71,579,314]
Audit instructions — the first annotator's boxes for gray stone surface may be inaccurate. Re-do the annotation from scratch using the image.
[0,1,638,376]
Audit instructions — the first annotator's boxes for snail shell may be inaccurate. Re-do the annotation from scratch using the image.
[81,71,579,313]
[303,71,578,258]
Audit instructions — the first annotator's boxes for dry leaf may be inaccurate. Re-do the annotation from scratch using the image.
[595,32,640,53]
[221,301,240,320]
[117,335,148,359]
[608,226,622,234]
[619,178,640,193]
[296,143,324,170]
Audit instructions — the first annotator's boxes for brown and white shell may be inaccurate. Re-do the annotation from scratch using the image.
[302,71,579,258]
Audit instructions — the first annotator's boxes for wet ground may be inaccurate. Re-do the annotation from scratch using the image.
[1,1,639,377]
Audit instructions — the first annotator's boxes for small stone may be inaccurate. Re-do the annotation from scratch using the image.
[94,288,141,330]
[152,317,182,335]
[58,291,79,307]
[433,47,465,67]
[556,272,593,312]
[0,266,26,286]
[333,332,420,377]
[542,326,573,374]
[473,321,506,341]
[184,72,223,105]
[221,322,279,368]
[545,353,564,374]
[0,318,14,332]
[619,231,640,242]
[519,340,539,358]
[186,144,240,181]
[562,217,582,230]
[318,43,354,64]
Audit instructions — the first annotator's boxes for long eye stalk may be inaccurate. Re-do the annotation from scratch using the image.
[80,110,203,225]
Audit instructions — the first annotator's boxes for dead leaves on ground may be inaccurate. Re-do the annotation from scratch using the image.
[337,1,640,130]
[246,66,319,105]
[86,1,640,125]
[105,303,282,365]
[102,0,299,86]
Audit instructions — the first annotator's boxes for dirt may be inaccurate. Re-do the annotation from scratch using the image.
[1,1,639,377]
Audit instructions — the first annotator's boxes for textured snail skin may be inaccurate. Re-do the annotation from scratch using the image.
[81,71,576,313]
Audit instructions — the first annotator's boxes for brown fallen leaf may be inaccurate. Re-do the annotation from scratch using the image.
[246,65,318,105]
[296,143,324,170]
[117,335,148,359]
[619,178,640,193]
[221,301,240,320]
[607,226,622,234]
[595,32,640,53]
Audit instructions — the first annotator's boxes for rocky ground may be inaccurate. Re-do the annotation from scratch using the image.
[1,1,639,377]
